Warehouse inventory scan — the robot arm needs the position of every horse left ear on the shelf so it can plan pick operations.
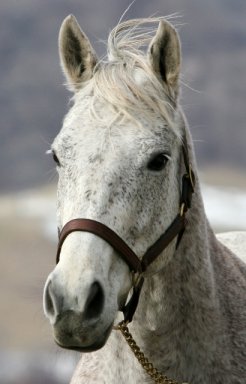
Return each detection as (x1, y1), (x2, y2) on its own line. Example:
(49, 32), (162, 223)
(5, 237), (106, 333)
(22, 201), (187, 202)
(59, 15), (98, 92)
(148, 20), (181, 100)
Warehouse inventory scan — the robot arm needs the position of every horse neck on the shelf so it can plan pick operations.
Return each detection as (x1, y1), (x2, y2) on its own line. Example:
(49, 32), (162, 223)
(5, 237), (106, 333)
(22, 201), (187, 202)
(130, 126), (220, 355)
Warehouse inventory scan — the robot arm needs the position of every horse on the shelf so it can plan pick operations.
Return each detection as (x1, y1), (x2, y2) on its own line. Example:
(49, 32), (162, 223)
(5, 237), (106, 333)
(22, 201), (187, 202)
(43, 15), (246, 384)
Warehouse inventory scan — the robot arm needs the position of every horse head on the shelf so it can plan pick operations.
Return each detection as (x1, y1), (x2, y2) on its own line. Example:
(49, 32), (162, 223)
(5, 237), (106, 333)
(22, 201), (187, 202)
(43, 15), (187, 352)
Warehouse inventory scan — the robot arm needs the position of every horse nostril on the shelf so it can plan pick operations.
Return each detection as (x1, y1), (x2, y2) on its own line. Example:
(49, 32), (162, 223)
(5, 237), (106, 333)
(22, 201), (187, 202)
(84, 281), (104, 321)
(44, 280), (56, 319)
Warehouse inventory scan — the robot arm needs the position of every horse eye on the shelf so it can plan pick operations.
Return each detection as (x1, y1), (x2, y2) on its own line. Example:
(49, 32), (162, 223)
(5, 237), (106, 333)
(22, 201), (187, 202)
(52, 151), (60, 166)
(147, 153), (168, 171)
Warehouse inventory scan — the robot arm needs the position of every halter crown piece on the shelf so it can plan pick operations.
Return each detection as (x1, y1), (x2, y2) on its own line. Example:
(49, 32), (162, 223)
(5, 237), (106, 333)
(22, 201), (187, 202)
(56, 134), (195, 384)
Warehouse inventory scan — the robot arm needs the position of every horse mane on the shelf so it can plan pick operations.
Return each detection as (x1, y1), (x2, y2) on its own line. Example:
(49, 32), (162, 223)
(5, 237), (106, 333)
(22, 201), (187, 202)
(75, 17), (182, 134)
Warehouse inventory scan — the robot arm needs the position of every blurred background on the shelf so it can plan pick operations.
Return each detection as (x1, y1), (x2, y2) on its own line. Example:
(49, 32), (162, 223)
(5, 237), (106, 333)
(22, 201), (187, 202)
(0, 1), (245, 383)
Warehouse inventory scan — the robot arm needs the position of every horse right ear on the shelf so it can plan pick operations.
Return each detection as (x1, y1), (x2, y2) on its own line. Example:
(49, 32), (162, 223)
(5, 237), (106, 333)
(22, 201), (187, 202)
(59, 15), (98, 92)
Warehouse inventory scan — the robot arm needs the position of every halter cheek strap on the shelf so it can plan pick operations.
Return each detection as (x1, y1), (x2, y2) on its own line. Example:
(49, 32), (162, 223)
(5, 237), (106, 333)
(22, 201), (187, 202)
(55, 140), (195, 324)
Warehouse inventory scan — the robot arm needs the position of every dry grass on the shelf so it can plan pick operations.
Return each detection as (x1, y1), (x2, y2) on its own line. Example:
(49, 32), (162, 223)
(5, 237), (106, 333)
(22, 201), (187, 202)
(0, 192), (56, 350)
(199, 166), (246, 189)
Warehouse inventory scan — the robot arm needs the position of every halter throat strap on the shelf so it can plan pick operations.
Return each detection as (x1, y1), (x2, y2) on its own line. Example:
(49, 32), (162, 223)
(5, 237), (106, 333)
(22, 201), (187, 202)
(56, 140), (195, 323)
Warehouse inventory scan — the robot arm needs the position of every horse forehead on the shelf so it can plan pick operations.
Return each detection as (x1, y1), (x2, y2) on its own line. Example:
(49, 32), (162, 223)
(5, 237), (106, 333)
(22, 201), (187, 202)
(59, 110), (165, 156)
(59, 126), (170, 169)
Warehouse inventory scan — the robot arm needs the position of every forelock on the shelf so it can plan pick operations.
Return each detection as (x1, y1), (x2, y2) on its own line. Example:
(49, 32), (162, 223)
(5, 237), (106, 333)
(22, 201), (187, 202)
(72, 17), (182, 139)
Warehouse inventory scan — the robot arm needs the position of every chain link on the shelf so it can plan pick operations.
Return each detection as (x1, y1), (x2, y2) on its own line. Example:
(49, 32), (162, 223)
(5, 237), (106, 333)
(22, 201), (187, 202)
(116, 322), (188, 384)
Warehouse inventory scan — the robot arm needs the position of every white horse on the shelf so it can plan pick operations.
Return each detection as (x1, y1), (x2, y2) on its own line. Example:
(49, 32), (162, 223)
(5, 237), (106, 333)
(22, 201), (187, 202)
(43, 15), (246, 384)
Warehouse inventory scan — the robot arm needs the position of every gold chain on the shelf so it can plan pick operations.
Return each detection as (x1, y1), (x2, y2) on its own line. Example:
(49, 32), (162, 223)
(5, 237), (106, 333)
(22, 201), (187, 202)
(116, 322), (188, 384)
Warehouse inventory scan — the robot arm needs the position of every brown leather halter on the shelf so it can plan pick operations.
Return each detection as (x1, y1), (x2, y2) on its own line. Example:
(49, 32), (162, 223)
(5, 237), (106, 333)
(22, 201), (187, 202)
(56, 136), (195, 324)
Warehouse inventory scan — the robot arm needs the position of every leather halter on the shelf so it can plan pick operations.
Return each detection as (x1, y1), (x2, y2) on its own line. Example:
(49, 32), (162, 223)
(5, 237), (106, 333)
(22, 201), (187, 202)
(56, 135), (195, 324)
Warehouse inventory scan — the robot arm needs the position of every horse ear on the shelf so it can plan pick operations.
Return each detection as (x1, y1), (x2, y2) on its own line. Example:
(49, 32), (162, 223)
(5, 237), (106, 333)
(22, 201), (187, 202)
(148, 20), (181, 100)
(59, 15), (98, 92)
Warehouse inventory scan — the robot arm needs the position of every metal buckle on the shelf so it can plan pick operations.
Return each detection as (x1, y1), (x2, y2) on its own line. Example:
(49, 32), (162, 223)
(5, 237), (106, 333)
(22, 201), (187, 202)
(132, 271), (143, 288)
(180, 202), (186, 217)
(188, 164), (195, 192)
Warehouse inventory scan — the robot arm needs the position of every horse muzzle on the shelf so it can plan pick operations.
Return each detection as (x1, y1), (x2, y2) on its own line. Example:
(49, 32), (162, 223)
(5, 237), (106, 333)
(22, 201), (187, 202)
(44, 275), (114, 351)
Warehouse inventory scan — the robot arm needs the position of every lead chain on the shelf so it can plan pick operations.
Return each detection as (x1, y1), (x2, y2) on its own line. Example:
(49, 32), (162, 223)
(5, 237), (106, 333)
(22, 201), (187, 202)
(116, 322), (188, 384)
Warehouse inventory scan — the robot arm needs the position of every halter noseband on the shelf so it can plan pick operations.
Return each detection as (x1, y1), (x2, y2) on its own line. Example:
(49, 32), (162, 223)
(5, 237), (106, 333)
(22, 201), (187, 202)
(56, 136), (195, 324)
